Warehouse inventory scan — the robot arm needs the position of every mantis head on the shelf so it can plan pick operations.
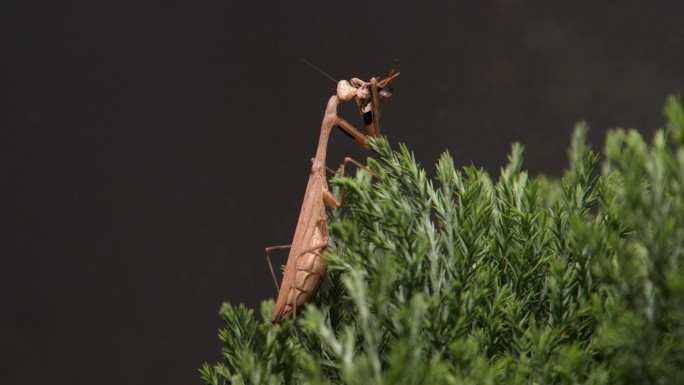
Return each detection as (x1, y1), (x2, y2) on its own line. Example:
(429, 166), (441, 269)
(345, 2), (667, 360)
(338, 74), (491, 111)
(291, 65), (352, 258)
(337, 78), (369, 102)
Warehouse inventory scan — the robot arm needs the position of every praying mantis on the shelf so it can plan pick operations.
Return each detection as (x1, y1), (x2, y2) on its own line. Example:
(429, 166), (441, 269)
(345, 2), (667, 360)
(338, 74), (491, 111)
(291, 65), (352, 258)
(268, 65), (399, 324)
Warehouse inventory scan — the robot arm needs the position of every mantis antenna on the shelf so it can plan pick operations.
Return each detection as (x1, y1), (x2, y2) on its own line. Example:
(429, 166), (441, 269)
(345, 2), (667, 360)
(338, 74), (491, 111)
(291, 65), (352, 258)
(299, 59), (338, 83)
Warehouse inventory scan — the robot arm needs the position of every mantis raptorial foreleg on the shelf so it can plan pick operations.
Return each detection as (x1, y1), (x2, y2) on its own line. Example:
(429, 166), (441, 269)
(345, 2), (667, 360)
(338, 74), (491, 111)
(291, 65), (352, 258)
(335, 116), (369, 149)
(348, 60), (399, 137)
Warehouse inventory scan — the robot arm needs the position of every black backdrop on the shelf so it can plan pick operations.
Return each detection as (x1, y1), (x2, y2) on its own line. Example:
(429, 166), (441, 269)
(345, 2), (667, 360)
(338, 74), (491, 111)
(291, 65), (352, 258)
(3, 1), (683, 384)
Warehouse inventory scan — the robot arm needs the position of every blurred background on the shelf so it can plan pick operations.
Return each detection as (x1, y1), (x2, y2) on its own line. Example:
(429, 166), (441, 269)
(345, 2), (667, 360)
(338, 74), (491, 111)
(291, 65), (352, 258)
(2, 1), (683, 384)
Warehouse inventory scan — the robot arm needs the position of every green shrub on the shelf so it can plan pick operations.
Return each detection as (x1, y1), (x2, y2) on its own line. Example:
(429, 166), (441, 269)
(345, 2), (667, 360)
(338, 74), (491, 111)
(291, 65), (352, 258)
(200, 95), (684, 385)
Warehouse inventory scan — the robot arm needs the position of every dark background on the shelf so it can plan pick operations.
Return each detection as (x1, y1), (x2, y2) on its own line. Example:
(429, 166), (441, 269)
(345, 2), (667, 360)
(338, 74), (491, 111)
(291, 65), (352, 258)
(2, 1), (683, 384)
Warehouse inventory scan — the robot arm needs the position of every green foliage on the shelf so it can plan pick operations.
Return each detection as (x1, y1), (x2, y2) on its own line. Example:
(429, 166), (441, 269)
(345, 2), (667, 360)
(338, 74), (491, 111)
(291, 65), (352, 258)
(201, 96), (684, 385)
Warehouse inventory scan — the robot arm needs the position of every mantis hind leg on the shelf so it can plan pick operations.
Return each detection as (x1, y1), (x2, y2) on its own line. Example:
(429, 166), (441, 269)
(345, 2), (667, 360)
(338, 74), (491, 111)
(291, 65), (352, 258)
(265, 245), (291, 292)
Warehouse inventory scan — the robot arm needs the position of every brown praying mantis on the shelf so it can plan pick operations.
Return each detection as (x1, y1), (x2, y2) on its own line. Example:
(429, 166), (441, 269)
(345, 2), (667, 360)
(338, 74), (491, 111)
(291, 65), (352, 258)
(267, 65), (399, 324)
